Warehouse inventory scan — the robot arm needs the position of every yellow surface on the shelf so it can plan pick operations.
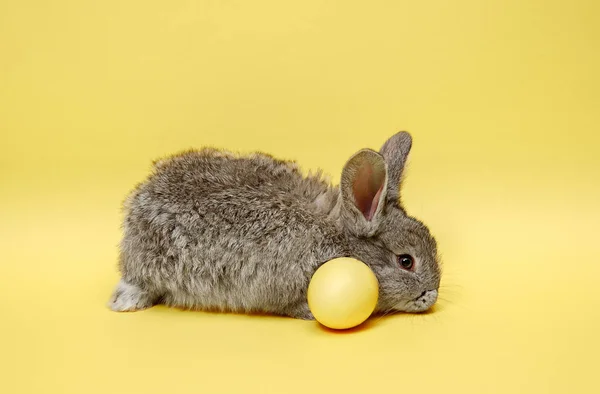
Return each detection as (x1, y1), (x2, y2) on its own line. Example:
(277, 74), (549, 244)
(1, 1), (599, 393)
(308, 258), (379, 329)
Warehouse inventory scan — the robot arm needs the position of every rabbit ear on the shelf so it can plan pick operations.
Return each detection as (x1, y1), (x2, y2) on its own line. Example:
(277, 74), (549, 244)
(340, 149), (388, 234)
(379, 131), (412, 202)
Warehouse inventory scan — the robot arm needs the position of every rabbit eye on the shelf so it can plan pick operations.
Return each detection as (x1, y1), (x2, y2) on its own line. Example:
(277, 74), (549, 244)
(398, 254), (414, 271)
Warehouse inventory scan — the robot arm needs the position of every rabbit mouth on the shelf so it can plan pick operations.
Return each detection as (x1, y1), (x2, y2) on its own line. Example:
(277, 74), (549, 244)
(397, 289), (438, 313)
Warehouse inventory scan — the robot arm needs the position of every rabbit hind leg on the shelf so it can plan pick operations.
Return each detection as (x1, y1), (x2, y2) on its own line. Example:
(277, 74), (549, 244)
(108, 279), (159, 312)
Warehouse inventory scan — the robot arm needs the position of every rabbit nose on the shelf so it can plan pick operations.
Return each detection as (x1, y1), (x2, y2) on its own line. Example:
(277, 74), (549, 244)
(415, 289), (438, 302)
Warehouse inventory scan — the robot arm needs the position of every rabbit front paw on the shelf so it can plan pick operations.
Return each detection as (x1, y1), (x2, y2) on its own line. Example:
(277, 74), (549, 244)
(288, 302), (315, 320)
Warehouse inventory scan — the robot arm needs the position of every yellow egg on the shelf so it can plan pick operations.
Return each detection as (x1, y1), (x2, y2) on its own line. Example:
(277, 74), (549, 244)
(307, 257), (379, 330)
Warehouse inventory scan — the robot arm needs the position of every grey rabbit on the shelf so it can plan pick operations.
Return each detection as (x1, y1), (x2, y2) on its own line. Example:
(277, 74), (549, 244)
(109, 131), (441, 319)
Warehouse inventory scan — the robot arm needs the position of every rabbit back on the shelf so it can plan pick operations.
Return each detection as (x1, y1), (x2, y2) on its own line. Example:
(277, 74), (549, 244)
(119, 149), (345, 316)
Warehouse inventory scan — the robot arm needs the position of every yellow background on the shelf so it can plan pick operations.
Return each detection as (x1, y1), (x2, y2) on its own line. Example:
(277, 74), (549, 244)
(1, 1), (599, 393)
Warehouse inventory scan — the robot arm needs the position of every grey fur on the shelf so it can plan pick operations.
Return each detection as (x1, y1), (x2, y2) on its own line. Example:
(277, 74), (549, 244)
(109, 132), (441, 319)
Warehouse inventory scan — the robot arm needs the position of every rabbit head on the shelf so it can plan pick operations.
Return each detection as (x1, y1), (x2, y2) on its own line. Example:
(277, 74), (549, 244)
(334, 132), (440, 313)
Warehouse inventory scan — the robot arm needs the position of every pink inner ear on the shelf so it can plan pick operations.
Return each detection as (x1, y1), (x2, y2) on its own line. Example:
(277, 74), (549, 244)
(368, 187), (383, 220)
(352, 164), (385, 221)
